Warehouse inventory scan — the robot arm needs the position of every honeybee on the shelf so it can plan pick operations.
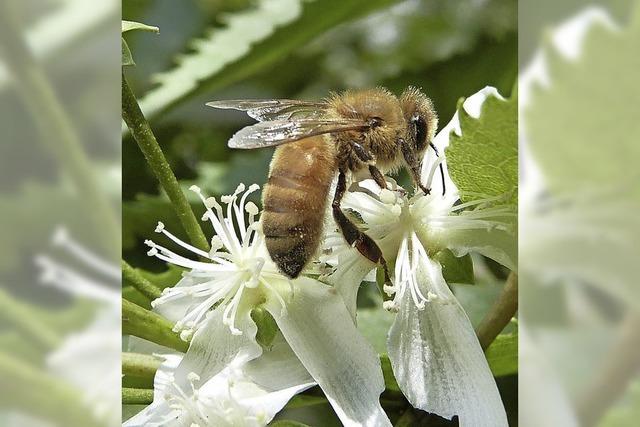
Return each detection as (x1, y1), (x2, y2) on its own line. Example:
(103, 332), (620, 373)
(207, 87), (442, 283)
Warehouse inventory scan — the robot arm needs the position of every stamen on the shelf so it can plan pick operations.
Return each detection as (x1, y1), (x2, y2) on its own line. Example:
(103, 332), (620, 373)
(155, 221), (211, 259)
(50, 227), (121, 280)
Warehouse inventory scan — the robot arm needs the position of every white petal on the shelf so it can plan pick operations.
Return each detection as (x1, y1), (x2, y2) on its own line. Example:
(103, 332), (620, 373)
(387, 258), (507, 427)
(267, 278), (391, 427)
(326, 247), (376, 319)
(174, 304), (262, 385)
(124, 354), (183, 426)
(444, 220), (517, 271)
(244, 333), (315, 391)
(123, 401), (180, 427)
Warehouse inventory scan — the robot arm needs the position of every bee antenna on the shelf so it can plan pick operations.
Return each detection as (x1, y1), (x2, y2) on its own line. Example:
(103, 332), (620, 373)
(429, 142), (446, 196)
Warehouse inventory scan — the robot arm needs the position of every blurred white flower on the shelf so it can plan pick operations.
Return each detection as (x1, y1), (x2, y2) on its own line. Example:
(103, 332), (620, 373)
(325, 87), (515, 426)
(144, 185), (392, 427)
(35, 228), (120, 427)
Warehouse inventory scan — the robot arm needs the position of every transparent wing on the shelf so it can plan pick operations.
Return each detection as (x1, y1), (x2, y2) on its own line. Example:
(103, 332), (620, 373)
(206, 99), (327, 121)
(227, 118), (369, 149)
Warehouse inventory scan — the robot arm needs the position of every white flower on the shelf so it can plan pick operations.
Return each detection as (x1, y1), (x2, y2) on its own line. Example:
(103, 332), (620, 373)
(125, 341), (314, 427)
(144, 184), (392, 427)
(326, 87), (515, 426)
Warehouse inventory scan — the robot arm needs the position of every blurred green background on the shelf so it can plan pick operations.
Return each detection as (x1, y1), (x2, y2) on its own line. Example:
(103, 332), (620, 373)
(122, 0), (517, 424)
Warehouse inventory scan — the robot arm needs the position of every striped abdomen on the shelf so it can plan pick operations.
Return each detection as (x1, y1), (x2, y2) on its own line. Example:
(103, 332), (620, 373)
(262, 136), (337, 278)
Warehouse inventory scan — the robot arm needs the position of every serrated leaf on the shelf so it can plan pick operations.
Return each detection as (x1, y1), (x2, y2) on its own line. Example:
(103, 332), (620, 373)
(122, 20), (159, 34)
(525, 7), (640, 192)
(433, 249), (474, 285)
(446, 89), (518, 205)
(137, 0), (395, 119)
(485, 329), (518, 377)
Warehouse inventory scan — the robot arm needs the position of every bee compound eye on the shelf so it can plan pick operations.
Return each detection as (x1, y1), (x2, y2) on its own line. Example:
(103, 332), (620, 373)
(369, 117), (383, 128)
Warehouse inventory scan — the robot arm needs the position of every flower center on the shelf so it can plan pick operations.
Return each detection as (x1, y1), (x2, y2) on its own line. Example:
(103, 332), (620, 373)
(382, 232), (453, 312)
(146, 184), (290, 338)
(161, 371), (266, 427)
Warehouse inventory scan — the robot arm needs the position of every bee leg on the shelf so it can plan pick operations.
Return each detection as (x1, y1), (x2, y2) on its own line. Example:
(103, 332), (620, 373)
(332, 171), (393, 286)
(350, 141), (374, 162)
(368, 164), (405, 196)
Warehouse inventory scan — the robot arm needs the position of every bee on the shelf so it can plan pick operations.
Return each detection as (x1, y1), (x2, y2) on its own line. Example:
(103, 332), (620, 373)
(207, 87), (442, 283)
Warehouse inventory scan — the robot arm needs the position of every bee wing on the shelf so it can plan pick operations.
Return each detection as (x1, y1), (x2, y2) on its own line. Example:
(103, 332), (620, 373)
(227, 118), (369, 149)
(206, 99), (327, 121)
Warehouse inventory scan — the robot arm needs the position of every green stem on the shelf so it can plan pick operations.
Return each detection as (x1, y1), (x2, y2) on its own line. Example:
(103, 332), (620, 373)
(476, 272), (518, 351)
(121, 73), (209, 253)
(123, 387), (154, 405)
(0, 351), (103, 426)
(122, 260), (162, 301)
(0, 4), (120, 259)
(0, 289), (59, 351)
(122, 299), (189, 352)
(122, 352), (162, 380)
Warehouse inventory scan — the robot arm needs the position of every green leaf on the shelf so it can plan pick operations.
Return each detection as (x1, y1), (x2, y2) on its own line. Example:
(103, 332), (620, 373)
(380, 354), (401, 392)
(433, 249), (474, 285)
(446, 89), (518, 205)
(284, 394), (327, 409)
(251, 307), (279, 349)
(485, 329), (518, 377)
(137, 0), (395, 119)
(121, 20), (159, 67)
(122, 20), (160, 34)
(525, 4), (640, 192)
(137, 264), (186, 290)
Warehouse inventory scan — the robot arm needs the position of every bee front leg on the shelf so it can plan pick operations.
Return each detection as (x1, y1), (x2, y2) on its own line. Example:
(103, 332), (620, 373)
(332, 171), (393, 287)
(367, 165), (407, 196)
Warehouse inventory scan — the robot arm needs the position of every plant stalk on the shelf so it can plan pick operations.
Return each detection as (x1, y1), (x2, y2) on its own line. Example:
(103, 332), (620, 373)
(123, 387), (154, 405)
(476, 271), (518, 351)
(121, 72), (209, 253)
(0, 289), (59, 351)
(122, 298), (188, 352)
(122, 352), (162, 380)
(122, 260), (162, 301)
(0, 3), (120, 259)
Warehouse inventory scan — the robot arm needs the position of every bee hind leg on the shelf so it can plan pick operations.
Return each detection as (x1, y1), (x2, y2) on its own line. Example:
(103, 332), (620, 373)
(332, 171), (393, 287)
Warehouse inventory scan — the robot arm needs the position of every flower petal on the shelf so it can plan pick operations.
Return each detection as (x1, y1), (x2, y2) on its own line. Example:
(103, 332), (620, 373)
(326, 246), (375, 319)
(267, 278), (391, 427)
(124, 354), (182, 427)
(244, 332), (315, 391)
(174, 303), (262, 385)
(387, 258), (507, 426)
(444, 217), (517, 271)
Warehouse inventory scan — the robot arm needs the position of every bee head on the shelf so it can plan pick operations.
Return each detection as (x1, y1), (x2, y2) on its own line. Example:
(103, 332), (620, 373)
(331, 87), (405, 145)
(399, 87), (438, 193)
